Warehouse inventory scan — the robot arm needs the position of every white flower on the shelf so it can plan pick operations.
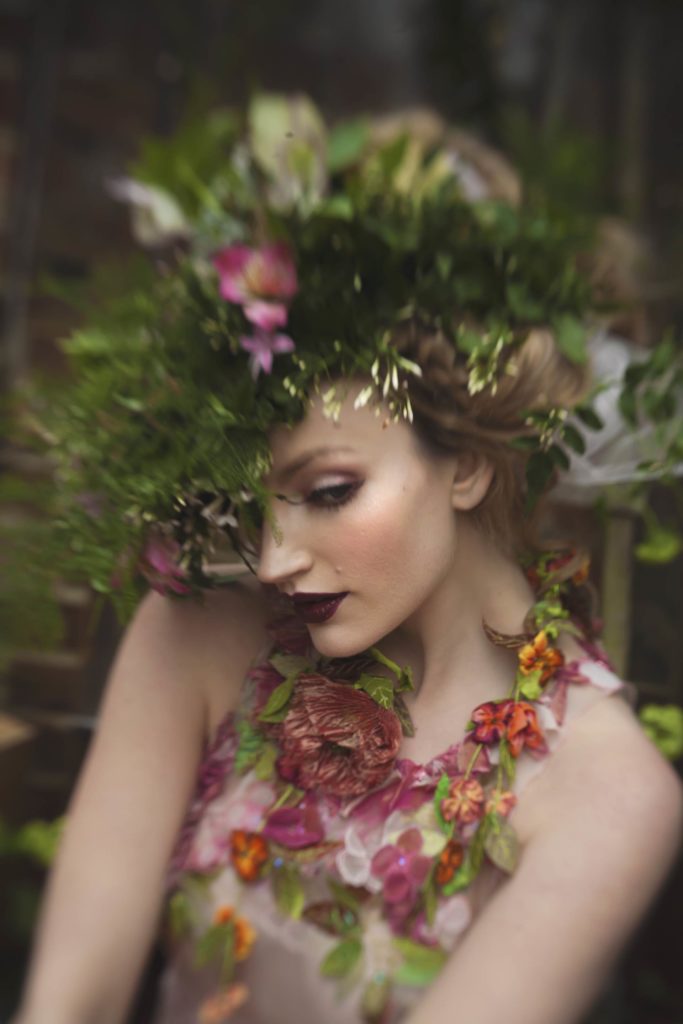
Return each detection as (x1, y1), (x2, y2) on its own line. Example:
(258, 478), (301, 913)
(107, 177), (189, 247)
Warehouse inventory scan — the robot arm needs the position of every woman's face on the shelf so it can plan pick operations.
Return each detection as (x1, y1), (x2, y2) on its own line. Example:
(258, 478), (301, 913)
(254, 384), (464, 658)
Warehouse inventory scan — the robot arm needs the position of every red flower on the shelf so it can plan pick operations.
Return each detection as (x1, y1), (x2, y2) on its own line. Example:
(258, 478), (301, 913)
(469, 699), (514, 745)
(230, 830), (269, 883)
(506, 701), (547, 758)
(441, 777), (485, 826)
(273, 674), (401, 798)
(468, 700), (547, 760)
(518, 630), (564, 684)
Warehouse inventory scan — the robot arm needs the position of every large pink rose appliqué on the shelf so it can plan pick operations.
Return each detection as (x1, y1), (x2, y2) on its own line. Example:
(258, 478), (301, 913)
(273, 674), (401, 799)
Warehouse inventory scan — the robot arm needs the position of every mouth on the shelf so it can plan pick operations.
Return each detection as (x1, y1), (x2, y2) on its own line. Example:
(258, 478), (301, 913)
(291, 592), (349, 624)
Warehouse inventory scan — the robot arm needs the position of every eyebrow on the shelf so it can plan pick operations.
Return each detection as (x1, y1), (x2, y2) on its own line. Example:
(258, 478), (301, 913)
(274, 445), (357, 483)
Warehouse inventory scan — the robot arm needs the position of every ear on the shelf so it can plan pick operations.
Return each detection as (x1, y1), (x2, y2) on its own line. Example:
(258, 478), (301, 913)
(450, 452), (494, 511)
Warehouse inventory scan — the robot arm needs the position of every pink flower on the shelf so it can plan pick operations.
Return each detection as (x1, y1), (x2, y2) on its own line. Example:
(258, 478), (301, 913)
(212, 242), (298, 329)
(272, 674), (401, 798)
(262, 797), (325, 849)
(371, 827), (431, 931)
(239, 329), (295, 378)
(139, 534), (190, 596)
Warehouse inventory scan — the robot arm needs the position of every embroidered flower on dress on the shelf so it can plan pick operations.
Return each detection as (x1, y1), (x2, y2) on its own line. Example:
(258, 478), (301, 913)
(272, 674), (401, 798)
(469, 699), (513, 745)
(212, 906), (257, 960)
(484, 790), (517, 816)
(434, 839), (465, 886)
(505, 701), (547, 758)
(468, 699), (547, 758)
(440, 777), (485, 826)
(518, 629), (564, 684)
(371, 827), (431, 931)
(198, 983), (249, 1024)
(230, 830), (269, 882)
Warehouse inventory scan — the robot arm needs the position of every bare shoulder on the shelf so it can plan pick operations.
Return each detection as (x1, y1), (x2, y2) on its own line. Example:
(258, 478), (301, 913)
(133, 571), (272, 733)
(519, 692), (683, 886)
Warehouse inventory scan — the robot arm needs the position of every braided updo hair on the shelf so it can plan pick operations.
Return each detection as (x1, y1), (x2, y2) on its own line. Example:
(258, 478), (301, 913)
(392, 321), (590, 552)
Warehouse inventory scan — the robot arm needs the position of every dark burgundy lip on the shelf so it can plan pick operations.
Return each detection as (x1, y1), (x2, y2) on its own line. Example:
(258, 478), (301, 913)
(291, 591), (348, 605)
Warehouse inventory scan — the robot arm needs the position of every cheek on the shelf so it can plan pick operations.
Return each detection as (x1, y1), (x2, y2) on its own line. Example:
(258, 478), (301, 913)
(338, 479), (455, 587)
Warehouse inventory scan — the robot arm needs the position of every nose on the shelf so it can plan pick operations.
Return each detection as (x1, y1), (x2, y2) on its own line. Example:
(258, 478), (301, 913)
(255, 506), (314, 589)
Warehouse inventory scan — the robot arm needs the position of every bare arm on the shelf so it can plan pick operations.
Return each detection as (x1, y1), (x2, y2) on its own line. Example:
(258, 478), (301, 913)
(405, 697), (683, 1024)
(14, 584), (267, 1024)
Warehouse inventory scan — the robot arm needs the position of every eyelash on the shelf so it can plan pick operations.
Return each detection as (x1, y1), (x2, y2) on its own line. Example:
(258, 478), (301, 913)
(303, 480), (362, 510)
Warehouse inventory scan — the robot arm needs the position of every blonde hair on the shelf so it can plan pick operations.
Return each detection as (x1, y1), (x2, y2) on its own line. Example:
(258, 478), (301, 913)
(392, 322), (590, 552)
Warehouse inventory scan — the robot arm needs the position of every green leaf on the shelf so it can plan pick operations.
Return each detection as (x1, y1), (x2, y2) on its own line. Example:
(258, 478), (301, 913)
(433, 773), (452, 834)
(234, 718), (265, 775)
(303, 901), (359, 936)
(195, 921), (233, 968)
(441, 858), (476, 896)
(499, 739), (517, 786)
(327, 878), (361, 912)
(468, 817), (490, 873)
(315, 194), (354, 219)
(269, 653), (309, 677)
(635, 525), (683, 565)
(484, 814), (519, 873)
(562, 423), (586, 454)
(394, 693), (416, 737)
(548, 444), (571, 471)
(423, 871), (438, 926)
(355, 674), (394, 709)
(361, 975), (391, 1020)
(167, 889), (191, 940)
(554, 314), (587, 364)
(525, 450), (556, 510)
(574, 405), (603, 430)
(259, 675), (296, 719)
(320, 937), (363, 978)
(327, 117), (369, 172)
(254, 742), (278, 781)
(639, 704), (683, 761)
(518, 668), (544, 701)
(272, 861), (305, 920)
(618, 387), (638, 427)
(392, 938), (447, 987)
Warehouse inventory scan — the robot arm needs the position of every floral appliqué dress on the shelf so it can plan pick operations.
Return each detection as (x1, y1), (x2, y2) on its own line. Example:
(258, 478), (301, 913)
(152, 554), (630, 1024)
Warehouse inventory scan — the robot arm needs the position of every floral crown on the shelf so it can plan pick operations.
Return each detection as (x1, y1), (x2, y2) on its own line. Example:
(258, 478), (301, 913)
(17, 93), (683, 617)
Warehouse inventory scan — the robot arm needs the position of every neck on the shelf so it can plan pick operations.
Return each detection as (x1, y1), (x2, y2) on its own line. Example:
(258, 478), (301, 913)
(384, 520), (535, 709)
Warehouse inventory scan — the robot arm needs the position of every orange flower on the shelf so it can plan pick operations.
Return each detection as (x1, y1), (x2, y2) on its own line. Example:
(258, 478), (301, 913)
(441, 777), (485, 826)
(214, 905), (235, 926)
(506, 701), (547, 758)
(518, 630), (564, 684)
(198, 982), (249, 1023)
(212, 906), (256, 961)
(434, 840), (464, 886)
(484, 790), (517, 817)
(230, 829), (269, 883)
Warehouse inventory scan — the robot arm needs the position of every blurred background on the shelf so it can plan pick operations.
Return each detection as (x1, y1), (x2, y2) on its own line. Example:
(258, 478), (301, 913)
(0, 0), (682, 1021)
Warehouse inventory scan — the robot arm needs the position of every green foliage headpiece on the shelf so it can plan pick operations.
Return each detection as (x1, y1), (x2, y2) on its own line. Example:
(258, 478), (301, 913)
(33, 95), (620, 610)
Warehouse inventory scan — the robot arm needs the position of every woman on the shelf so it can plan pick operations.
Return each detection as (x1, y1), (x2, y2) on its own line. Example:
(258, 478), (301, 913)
(14, 96), (682, 1024)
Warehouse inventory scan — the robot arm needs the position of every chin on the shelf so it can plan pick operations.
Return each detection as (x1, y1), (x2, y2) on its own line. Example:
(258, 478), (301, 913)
(306, 623), (380, 660)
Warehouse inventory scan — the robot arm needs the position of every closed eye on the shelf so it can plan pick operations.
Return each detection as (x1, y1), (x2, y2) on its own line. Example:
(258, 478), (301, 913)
(307, 481), (361, 509)
(276, 480), (362, 510)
